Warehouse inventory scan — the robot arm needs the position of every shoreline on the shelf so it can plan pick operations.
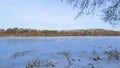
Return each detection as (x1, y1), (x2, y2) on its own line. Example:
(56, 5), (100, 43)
(0, 36), (120, 38)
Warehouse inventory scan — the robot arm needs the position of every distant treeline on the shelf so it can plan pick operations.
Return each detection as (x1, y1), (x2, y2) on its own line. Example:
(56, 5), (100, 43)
(0, 28), (120, 36)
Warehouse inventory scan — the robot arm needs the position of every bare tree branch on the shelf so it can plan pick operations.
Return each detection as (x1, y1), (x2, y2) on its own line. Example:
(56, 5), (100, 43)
(62, 0), (120, 25)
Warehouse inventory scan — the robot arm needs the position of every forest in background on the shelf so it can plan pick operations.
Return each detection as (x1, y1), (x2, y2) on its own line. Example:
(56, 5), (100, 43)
(0, 28), (120, 36)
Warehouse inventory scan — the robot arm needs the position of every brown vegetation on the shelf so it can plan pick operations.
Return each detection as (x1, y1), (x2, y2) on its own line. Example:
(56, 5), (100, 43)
(0, 28), (120, 36)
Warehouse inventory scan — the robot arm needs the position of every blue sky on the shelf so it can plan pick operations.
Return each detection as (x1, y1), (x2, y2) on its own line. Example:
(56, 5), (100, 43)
(0, 0), (120, 30)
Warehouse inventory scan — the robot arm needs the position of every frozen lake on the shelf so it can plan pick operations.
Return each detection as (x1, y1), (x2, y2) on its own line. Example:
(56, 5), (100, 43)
(0, 36), (120, 68)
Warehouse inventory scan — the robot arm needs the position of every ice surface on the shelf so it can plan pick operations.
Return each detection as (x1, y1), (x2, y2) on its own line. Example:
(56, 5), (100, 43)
(0, 36), (120, 68)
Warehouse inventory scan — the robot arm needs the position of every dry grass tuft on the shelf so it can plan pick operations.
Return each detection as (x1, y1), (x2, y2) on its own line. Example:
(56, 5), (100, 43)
(25, 58), (40, 68)
(104, 50), (120, 61)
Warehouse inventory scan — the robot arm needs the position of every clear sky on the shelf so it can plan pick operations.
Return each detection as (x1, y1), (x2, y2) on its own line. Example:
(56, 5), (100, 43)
(0, 0), (120, 31)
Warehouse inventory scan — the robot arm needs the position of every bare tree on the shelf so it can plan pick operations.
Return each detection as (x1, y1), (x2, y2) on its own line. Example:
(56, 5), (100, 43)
(61, 0), (120, 25)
